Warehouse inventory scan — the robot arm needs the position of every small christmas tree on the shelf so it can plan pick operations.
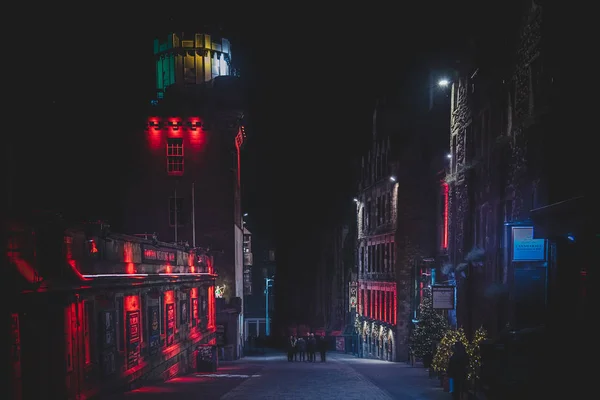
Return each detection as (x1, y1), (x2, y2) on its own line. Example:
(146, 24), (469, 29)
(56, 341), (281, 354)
(466, 326), (487, 380)
(409, 287), (449, 360)
(431, 326), (488, 381)
(431, 327), (469, 373)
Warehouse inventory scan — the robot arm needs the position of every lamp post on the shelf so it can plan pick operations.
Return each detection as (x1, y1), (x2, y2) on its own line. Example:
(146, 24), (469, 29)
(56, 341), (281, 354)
(265, 277), (274, 337)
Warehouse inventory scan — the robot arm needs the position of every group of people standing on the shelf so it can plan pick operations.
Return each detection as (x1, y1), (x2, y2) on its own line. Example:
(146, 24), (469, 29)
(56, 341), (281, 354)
(287, 333), (328, 362)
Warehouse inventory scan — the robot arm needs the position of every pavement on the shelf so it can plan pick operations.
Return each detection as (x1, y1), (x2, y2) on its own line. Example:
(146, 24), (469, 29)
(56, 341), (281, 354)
(109, 351), (451, 399)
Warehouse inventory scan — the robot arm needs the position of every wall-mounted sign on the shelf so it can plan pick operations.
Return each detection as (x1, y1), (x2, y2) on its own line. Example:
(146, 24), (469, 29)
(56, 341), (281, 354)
(166, 303), (175, 346)
(148, 305), (160, 355)
(215, 285), (225, 298)
(336, 337), (345, 352)
(142, 246), (176, 264)
(349, 282), (357, 311)
(126, 311), (140, 369)
(512, 226), (546, 262)
(432, 286), (455, 310)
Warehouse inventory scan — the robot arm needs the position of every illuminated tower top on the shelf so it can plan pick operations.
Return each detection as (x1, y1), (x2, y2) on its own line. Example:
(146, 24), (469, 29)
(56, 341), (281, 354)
(154, 32), (232, 99)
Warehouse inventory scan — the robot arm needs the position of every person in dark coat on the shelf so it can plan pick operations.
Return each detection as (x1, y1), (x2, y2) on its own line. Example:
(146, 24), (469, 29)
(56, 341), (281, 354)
(287, 335), (296, 362)
(307, 333), (317, 362)
(448, 341), (469, 400)
(296, 336), (307, 361)
(318, 334), (327, 362)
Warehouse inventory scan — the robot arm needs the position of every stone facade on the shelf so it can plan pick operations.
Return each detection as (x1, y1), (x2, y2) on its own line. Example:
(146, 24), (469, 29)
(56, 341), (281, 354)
(354, 97), (445, 362)
(8, 219), (217, 399)
(445, 0), (564, 336)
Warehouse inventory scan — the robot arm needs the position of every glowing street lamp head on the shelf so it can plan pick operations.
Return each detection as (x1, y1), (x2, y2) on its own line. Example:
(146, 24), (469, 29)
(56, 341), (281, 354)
(438, 79), (450, 87)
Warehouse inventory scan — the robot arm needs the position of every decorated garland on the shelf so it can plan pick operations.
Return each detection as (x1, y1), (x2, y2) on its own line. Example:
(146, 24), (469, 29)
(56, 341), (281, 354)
(371, 322), (380, 340)
(354, 315), (362, 334)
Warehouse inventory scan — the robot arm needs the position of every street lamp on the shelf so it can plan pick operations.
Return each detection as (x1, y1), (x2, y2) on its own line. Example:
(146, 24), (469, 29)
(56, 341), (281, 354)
(265, 277), (274, 336)
(438, 78), (450, 87)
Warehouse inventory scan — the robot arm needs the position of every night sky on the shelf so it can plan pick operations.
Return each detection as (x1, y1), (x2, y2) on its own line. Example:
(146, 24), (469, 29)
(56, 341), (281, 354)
(14, 2), (523, 324)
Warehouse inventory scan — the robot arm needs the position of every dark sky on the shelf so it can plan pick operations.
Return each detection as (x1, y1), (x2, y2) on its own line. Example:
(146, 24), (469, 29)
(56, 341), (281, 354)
(13, 2), (523, 322)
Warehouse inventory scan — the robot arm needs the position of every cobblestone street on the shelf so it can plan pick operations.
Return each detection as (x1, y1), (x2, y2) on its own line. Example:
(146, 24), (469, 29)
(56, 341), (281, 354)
(110, 352), (449, 400)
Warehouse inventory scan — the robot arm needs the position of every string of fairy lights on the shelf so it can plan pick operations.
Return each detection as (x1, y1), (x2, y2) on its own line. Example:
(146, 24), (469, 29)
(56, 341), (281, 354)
(431, 326), (488, 381)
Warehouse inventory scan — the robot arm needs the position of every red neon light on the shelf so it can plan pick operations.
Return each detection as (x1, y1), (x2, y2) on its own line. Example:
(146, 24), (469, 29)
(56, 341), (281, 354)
(393, 285), (397, 325)
(442, 182), (449, 249)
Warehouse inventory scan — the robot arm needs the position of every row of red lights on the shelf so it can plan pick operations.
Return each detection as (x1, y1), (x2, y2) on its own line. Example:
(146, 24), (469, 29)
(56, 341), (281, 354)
(148, 117), (203, 131)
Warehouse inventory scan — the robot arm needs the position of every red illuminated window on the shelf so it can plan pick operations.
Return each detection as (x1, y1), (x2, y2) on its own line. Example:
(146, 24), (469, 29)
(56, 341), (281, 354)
(167, 138), (184, 175)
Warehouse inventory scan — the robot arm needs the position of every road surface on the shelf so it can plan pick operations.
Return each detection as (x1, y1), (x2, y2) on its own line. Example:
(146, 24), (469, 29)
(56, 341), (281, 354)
(110, 352), (449, 399)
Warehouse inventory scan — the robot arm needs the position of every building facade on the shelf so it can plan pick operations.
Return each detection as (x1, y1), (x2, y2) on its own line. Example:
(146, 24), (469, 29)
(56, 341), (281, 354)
(243, 242), (276, 341)
(354, 92), (449, 362)
(313, 223), (355, 335)
(124, 32), (246, 358)
(445, 0), (590, 342)
(355, 104), (399, 361)
(8, 217), (216, 400)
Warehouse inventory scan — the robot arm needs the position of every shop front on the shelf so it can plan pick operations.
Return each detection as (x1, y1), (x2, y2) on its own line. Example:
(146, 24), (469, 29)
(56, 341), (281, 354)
(359, 319), (396, 361)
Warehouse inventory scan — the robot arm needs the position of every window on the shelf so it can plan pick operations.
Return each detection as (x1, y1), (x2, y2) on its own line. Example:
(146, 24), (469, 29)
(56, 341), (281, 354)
(166, 138), (184, 175)
(169, 197), (184, 226)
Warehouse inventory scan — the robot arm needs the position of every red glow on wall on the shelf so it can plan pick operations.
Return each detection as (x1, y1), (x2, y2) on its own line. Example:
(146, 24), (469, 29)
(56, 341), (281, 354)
(147, 117), (162, 150)
(65, 236), (91, 281)
(442, 182), (449, 250)
(208, 286), (215, 328)
(124, 243), (133, 263)
(8, 251), (39, 283)
(165, 264), (172, 274)
(187, 117), (206, 148)
(164, 290), (174, 304)
(126, 263), (136, 274)
(168, 118), (182, 135)
(125, 295), (139, 312)
(393, 287), (397, 325)
(89, 240), (98, 253)
(206, 256), (214, 274)
(190, 287), (198, 298)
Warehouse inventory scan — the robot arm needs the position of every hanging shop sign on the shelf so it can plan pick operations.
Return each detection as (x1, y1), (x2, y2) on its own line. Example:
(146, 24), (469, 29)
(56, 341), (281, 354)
(432, 285), (455, 310)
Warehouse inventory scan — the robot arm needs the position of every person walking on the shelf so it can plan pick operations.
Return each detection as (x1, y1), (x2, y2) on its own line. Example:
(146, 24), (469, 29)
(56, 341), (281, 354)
(448, 341), (469, 400)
